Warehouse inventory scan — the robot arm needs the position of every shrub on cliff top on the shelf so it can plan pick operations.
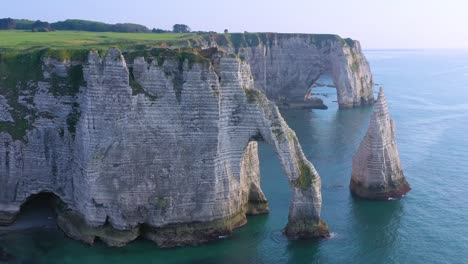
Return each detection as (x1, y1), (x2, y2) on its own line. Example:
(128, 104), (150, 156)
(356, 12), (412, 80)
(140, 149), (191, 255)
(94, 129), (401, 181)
(0, 18), (15, 30)
(32, 20), (52, 32)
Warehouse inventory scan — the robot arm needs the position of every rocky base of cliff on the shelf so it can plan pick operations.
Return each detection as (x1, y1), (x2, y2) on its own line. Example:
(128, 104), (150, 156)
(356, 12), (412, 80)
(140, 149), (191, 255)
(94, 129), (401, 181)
(278, 98), (328, 110)
(284, 219), (330, 239)
(57, 208), (140, 247)
(56, 204), (252, 247)
(349, 178), (411, 200)
(144, 211), (248, 248)
(246, 200), (269, 215)
(339, 97), (374, 109)
(0, 46), (328, 247)
(0, 210), (18, 226)
(0, 246), (15, 262)
(55, 201), (270, 248)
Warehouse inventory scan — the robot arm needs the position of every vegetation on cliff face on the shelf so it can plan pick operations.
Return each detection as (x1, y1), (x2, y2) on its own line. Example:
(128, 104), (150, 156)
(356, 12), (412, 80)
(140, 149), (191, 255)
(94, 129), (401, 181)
(66, 102), (81, 139)
(0, 50), (45, 140)
(125, 47), (213, 103)
(0, 43), (217, 140)
(125, 47), (211, 68)
(292, 156), (315, 190)
(209, 33), (347, 51)
(286, 133), (316, 190)
(49, 65), (86, 96)
(244, 87), (263, 103)
(0, 48), (88, 140)
(42, 49), (91, 61)
(0, 30), (360, 141)
(344, 38), (355, 48)
(350, 61), (360, 73)
(128, 67), (158, 101)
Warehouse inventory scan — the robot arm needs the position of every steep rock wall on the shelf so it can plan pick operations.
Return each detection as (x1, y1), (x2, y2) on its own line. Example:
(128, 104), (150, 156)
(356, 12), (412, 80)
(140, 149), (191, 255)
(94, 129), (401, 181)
(209, 33), (374, 108)
(0, 47), (328, 246)
(350, 88), (411, 199)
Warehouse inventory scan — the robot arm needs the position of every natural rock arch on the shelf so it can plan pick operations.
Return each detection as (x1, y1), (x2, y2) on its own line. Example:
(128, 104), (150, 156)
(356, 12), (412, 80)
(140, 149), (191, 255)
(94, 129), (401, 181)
(216, 33), (374, 109)
(239, 141), (269, 216)
(0, 47), (328, 246)
(213, 55), (329, 238)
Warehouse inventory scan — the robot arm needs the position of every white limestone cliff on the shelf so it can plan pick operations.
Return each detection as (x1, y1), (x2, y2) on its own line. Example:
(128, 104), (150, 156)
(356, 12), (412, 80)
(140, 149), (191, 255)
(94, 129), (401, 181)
(210, 33), (374, 109)
(350, 87), (411, 199)
(0, 47), (328, 247)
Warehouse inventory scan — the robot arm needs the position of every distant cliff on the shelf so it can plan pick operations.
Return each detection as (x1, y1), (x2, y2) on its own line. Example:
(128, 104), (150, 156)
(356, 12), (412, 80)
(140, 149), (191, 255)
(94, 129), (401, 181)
(0, 46), (328, 246)
(204, 33), (374, 108)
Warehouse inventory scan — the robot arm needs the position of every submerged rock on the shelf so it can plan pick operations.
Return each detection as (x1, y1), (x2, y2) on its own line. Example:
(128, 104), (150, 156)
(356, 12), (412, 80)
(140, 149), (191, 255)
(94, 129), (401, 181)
(350, 87), (411, 199)
(0, 247), (14, 262)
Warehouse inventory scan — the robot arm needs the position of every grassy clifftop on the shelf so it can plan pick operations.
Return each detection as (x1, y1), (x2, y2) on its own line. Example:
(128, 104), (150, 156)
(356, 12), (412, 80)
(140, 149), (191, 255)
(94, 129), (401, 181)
(0, 30), (193, 53)
(0, 31), (355, 54)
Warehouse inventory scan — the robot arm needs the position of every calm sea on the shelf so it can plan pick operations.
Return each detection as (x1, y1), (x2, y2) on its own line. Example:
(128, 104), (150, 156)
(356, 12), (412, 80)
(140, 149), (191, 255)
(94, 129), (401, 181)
(1, 49), (468, 263)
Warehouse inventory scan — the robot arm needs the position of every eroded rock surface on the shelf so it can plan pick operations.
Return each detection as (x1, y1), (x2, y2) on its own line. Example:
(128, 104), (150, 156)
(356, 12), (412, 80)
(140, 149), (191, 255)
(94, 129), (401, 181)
(0, 47), (328, 246)
(210, 33), (374, 108)
(350, 88), (411, 199)
(0, 96), (13, 122)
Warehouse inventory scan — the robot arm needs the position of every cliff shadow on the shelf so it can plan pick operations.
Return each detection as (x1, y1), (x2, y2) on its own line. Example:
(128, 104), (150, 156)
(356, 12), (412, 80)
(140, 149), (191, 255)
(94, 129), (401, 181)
(0, 192), (67, 261)
(0, 192), (60, 233)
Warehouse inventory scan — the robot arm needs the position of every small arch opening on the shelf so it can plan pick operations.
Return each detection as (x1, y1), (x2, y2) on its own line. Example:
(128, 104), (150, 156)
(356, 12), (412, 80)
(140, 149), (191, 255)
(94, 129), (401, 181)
(305, 72), (337, 110)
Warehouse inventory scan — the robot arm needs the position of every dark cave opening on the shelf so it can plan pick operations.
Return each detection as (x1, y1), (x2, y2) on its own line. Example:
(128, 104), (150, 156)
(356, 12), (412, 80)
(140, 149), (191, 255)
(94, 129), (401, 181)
(0, 192), (60, 232)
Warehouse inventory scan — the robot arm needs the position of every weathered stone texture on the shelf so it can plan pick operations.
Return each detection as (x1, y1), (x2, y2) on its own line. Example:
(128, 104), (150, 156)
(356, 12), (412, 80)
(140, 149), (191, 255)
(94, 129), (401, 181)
(350, 88), (411, 199)
(0, 47), (328, 246)
(0, 96), (13, 122)
(215, 34), (374, 108)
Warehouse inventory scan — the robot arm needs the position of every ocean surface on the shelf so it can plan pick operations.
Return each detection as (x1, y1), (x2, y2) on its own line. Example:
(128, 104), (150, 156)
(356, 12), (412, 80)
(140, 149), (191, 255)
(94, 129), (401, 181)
(1, 50), (468, 263)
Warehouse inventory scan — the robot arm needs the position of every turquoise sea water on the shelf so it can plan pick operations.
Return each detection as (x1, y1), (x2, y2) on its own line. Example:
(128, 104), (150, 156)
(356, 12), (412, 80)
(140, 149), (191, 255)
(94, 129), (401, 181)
(1, 50), (468, 263)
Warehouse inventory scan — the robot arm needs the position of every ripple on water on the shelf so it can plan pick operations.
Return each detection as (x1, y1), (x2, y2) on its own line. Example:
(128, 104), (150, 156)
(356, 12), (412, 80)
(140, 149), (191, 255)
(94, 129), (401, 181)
(269, 229), (289, 245)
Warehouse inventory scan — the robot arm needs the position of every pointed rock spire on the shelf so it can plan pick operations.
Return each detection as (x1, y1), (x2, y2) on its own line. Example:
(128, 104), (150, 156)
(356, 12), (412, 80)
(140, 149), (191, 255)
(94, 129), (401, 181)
(350, 87), (411, 199)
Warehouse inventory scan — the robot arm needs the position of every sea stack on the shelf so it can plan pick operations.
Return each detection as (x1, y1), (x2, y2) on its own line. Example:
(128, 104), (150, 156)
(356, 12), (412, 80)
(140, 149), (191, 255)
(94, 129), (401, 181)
(350, 87), (411, 199)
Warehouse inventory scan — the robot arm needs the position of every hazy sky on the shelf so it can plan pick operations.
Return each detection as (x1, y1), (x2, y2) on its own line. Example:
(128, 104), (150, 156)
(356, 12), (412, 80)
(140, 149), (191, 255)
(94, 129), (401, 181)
(3, 0), (468, 49)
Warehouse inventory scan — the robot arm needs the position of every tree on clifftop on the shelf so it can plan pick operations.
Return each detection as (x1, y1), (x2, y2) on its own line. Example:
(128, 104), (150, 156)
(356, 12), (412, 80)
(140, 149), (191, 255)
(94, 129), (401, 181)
(152, 28), (169, 33)
(0, 18), (16, 30)
(32, 20), (52, 32)
(172, 24), (191, 33)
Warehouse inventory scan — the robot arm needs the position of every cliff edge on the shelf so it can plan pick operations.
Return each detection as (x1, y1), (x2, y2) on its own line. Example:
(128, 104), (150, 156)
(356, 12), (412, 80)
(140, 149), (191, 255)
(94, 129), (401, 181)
(206, 33), (374, 108)
(0, 47), (328, 246)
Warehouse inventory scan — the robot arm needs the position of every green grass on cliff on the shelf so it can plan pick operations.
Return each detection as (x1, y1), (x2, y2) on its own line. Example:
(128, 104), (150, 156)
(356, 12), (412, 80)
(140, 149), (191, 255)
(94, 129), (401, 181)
(0, 31), (355, 54)
(0, 30), (192, 52)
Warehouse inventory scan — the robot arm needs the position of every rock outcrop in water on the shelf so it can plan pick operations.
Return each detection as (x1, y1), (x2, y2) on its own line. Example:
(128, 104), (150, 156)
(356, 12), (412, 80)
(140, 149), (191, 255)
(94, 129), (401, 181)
(0, 46), (328, 247)
(350, 88), (411, 199)
(207, 33), (374, 109)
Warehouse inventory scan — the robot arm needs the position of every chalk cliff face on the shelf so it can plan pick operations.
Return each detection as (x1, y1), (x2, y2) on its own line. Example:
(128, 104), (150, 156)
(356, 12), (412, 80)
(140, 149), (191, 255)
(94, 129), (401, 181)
(209, 33), (374, 108)
(350, 88), (411, 199)
(0, 47), (328, 246)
